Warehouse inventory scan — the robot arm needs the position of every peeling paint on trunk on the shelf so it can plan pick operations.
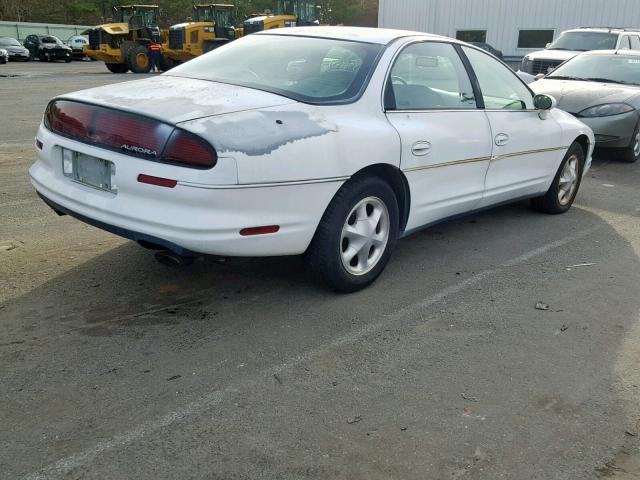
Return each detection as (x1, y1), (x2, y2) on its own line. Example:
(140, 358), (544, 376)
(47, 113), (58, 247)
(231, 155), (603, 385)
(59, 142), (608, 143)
(184, 111), (339, 156)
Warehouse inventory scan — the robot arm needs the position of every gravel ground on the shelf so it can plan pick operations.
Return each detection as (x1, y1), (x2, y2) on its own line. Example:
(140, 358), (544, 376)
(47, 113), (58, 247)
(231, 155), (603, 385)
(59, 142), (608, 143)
(1, 60), (640, 480)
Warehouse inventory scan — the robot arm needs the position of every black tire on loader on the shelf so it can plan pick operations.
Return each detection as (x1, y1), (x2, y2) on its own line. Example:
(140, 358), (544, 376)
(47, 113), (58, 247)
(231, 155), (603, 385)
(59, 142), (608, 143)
(127, 45), (152, 74)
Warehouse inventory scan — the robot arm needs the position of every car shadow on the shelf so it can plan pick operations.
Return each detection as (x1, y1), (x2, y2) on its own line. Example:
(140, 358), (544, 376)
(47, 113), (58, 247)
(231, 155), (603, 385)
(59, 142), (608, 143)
(2, 190), (640, 478)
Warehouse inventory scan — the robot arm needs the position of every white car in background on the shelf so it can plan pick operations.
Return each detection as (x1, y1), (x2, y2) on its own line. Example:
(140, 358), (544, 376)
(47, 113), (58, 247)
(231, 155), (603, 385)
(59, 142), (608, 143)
(0, 48), (8, 64)
(30, 27), (594, 292)
(520, 27), (640, 76)
(66, 35), (88, 59)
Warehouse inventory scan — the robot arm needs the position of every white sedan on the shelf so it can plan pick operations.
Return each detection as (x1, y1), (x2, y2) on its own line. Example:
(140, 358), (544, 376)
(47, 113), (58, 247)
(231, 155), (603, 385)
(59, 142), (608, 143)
(30, 27), (594, 292)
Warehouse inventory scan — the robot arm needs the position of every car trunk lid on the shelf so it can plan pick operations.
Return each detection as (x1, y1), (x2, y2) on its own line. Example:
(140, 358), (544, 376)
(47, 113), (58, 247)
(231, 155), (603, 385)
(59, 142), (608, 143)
(57, 75), (296, 125)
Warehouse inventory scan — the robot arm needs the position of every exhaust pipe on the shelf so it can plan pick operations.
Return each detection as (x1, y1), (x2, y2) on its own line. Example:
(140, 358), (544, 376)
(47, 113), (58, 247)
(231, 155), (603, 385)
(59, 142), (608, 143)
(154, 250), (195, 267)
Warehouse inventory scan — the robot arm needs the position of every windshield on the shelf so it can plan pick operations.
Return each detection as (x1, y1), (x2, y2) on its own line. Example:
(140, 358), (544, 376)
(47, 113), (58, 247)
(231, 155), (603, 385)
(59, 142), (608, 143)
(548, 54), (640, 85)
(168, 34), (382, 103)
(41, 36), (62, 44)
(195, 6), (231, 23)
(0, 38), (21, 47)
(275, 0), (317, 22)
(120, 7), (158, 27)
(548, 31), (618, 51)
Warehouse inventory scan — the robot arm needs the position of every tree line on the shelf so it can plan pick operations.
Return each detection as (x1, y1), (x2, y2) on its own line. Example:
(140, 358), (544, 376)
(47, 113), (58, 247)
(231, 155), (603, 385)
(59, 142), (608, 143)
(0, 0), (378, 27)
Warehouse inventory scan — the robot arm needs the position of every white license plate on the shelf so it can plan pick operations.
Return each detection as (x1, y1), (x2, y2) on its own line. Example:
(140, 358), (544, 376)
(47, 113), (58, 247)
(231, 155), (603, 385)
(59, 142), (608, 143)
(62, 149), (115, 192)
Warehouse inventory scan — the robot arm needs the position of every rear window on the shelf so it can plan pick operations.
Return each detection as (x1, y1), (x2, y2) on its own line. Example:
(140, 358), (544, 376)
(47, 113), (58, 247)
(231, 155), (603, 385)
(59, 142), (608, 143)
(167, 34), (383, 104)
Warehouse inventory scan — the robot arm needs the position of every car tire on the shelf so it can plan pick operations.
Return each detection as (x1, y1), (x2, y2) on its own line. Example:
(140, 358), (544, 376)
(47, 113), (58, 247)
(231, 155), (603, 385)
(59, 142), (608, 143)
(127, 45), (151, 73)
(621, 122), (640, 163)
(531, 142), (584, 215)
(305, 175), (399, 293)
(105, 62), (129, 73)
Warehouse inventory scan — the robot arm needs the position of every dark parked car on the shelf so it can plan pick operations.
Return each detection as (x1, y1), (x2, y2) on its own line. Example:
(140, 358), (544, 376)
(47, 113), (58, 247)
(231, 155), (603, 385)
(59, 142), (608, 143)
(0, 37), (30, 61)
(468, 42), (503, 60)
(23, 34), (72, 62)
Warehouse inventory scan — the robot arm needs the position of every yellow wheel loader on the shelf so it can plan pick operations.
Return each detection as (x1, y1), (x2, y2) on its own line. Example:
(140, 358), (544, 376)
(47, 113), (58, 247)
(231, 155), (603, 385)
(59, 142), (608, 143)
(163, 3), (241, 65)
(83, 5), (163, 74)
(243, 0), (319, 34)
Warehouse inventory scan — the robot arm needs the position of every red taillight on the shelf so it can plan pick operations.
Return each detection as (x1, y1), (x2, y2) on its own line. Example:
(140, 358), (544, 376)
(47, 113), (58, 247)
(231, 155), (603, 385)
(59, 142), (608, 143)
(45, 101), (92, 138)
(163, 129), (217, 168)
(43, 100), (216, 169)
(239, 226), (280, 236)
(137, 174), (178, 188)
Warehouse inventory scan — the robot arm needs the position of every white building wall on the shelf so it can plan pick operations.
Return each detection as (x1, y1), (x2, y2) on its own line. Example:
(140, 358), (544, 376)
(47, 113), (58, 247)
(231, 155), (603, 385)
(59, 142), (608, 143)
(379, 0), (640, 58)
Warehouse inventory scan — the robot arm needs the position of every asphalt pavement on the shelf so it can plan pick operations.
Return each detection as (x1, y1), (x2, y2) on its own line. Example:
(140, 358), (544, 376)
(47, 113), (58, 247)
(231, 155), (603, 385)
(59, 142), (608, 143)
(1, 60), (640, 480)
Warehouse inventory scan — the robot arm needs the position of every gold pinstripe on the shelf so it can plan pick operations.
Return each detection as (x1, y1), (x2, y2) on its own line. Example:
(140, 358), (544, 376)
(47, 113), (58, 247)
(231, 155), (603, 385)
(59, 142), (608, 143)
(401, 146), (569, 173)
(402, 156), (492, 173)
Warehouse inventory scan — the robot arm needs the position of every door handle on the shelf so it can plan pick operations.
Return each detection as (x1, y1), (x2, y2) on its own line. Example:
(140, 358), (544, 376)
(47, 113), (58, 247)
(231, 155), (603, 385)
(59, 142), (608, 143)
(495, 133), (510, 147)
(411, 141), (432, 156)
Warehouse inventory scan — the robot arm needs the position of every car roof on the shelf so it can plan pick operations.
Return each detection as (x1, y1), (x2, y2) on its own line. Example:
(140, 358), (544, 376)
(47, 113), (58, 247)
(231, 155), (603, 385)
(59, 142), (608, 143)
(256, 26), (447, 45)
(564, 27), (640, 34)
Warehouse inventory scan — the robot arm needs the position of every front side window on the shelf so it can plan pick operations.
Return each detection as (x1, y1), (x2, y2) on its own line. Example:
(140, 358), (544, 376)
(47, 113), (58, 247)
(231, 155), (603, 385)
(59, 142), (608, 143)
(463, 46), (533, 110)
(169, 34), (382, 104)
(456, 30), (486, 43)
(630, 36), (640, 49)
(387, 42), (477, 110)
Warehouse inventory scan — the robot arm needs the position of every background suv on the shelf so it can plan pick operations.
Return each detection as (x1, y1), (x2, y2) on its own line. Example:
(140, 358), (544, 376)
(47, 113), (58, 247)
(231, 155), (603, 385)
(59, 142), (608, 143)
(520, 27), (640, 75)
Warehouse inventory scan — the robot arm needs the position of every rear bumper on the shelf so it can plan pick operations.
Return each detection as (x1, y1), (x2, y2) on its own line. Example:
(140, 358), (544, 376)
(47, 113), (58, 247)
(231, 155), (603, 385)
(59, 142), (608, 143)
(37, 192), (196, 256)
(30, 126), (342, 257)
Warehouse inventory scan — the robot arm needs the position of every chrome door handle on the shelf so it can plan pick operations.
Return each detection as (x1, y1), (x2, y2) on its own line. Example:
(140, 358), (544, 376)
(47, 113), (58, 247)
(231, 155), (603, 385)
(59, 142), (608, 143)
(411, 141), (432, 156)
(495, 133), (510, 146)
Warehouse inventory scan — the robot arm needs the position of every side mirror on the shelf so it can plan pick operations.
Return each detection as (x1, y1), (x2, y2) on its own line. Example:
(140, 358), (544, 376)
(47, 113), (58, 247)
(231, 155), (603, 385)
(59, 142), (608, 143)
(534, 94), (556, 119)
(535, 73), (545, 80)
(545, 42), (551, 48)
(534, 94), (556, 110)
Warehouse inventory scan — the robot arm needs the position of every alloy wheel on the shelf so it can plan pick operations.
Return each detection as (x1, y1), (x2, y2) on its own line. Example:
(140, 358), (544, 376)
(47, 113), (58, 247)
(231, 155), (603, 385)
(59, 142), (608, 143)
(340, 197), (390, 276)
(558, 154), (579, 206)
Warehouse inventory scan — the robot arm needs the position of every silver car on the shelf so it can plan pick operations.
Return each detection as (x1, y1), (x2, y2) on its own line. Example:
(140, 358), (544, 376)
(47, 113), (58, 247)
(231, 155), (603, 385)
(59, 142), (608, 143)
(532, 50), (640, 163)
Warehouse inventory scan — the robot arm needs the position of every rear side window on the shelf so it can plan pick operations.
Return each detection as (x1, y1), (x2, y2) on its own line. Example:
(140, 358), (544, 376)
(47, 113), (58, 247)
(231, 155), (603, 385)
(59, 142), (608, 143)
(462, 46), (533, 110)
(620, 36), (632, 50)
(386, 42), (477, 110)
(631, 36), (640, 50)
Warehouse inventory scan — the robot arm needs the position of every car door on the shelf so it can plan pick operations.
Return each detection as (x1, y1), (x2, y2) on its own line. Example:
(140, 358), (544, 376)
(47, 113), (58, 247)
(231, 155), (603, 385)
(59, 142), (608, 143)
(461, 45), (565, 208)
(384, 41), (493, 231)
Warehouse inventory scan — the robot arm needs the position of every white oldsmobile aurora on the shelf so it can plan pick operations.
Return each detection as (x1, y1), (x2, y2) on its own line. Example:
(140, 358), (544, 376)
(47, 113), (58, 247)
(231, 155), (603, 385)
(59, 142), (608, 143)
(30, 27), (594, 292)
